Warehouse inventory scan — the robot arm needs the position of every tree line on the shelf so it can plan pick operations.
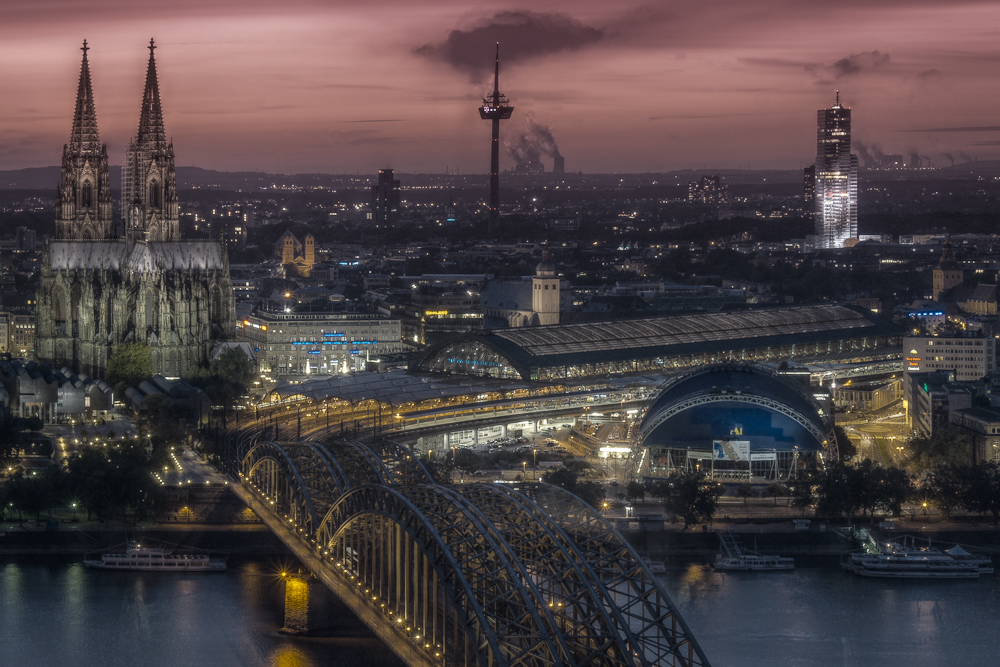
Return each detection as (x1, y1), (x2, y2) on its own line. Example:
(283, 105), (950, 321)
(1, 441), (160, 524)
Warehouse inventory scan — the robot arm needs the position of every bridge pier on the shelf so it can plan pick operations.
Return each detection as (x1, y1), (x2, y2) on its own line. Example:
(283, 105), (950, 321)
(281, 570), (366, 636)
(281, 571), (311, 634)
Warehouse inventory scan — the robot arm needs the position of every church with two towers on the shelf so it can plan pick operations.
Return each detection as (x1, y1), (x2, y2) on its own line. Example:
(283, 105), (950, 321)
(35, 41), (236, 378)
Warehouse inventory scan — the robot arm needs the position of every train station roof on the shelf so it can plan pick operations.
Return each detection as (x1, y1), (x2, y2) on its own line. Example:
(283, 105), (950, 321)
(414, 304), (902, 378)
(265, 369), (538, 406)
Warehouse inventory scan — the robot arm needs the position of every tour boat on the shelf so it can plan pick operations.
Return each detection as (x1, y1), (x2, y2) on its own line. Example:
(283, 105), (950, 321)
(713, 530), (795, 571)
(83, 541), (226, 572)
(841, 536), (992, 579)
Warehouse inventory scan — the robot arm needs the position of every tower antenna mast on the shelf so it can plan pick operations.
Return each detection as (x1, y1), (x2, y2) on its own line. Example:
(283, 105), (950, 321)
(478, 43), (513, 235)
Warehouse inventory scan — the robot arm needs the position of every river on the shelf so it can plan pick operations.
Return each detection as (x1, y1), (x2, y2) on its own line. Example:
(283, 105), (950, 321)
(2, 555), (998, 666)
(658, 556), (1000, 667)
(0, 556), (402, 667)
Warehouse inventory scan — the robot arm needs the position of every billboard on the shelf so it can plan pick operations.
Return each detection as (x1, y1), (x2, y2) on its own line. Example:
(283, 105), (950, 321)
(713, 440), (750, 462)
(750, 452), (777, 461)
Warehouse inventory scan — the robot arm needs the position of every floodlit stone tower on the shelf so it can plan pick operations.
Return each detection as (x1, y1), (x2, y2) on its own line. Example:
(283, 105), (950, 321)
(55, 41), (113, 240)
(122, 38), (180, 244)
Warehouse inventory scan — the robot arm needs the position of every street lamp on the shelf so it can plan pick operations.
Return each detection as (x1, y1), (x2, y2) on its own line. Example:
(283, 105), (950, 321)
(522, 461), (527, 479)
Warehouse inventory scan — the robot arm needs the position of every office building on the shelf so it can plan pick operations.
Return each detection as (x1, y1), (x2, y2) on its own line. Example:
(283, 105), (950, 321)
(237, 309), (402, 377)
(371, 168), (401, 232)
(813, 92), (858, 248)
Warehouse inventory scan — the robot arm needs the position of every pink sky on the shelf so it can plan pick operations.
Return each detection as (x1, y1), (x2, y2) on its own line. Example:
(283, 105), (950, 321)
(2, 0), (999, 174)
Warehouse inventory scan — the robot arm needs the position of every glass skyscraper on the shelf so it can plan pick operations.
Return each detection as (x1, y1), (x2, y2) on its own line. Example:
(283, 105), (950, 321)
(813, 92), (858, 248)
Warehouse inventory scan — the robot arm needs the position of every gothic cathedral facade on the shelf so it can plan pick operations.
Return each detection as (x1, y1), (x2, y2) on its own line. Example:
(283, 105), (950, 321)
(35, 41), (236, 378)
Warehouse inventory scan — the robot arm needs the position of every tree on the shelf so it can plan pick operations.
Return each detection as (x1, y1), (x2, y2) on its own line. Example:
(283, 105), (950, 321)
(4, 466), (67, 521)
(962, 462), (1000, 525)
(907, 425), (974, 472)
(927, 464), (966, 519)
(735, 483), (756, 506)
(186, 347), (256, 423)
(832, 425), (857, 461)
(541, 466), (605, 509)
(879, 466), (913, 517)
(765, 483), (788, 506)
(625, 481), (646, 504)
(452, 449), (482, 473)
(788, 472), (816, 516)
(106, 342), (154, 387)
(660, 472), (723, 529)
(815, 462), (857, 518)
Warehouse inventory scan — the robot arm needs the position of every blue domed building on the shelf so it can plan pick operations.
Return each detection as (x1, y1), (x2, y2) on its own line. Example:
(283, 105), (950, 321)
(636, 365), (837, 481)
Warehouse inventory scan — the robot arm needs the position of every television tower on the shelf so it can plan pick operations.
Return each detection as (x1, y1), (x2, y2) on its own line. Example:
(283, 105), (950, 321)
(479, 43), (513, 234)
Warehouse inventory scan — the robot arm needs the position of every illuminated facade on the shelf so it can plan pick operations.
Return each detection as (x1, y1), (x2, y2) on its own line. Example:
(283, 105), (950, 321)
(637, 365), (837, 481)
(814, 92), (858, 248)
(903, 335), (995, 381)
(35, 41), (235, 378)
(237, 309), (402, 376)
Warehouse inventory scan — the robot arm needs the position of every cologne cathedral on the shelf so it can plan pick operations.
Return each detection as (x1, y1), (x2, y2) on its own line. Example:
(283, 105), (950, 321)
(35, 41), (236, 378)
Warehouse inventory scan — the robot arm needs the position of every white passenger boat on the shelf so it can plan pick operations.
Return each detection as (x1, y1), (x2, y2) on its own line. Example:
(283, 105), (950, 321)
(84, 541), (226, 572)
(714, 531), (794, 571)
(841, 536), (992, 579)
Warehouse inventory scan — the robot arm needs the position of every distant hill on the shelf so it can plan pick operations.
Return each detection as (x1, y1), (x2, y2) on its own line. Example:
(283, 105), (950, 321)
(0, 166), (61, 190)
(4, 162), (1000, 191)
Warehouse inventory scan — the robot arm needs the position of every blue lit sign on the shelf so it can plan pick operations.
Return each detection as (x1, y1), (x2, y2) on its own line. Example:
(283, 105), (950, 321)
(447, 358), (500, 367)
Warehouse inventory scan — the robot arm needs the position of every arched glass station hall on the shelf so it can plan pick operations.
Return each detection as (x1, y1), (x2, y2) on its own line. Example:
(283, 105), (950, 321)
(412, 304), (902, 383)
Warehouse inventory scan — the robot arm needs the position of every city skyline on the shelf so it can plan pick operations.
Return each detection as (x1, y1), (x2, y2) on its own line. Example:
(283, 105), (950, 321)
(2, 1), (999, 174)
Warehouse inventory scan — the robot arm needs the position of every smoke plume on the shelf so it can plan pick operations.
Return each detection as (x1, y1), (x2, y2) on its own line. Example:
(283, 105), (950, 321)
(505, 113), (563, 172)
(854, 141), (874, 168)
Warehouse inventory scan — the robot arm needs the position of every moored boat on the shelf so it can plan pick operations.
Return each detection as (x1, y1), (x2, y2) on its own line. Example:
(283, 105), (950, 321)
(713, 530), (794, 571)
(84, 541), (226, 572)
(841, 536), (992, 579)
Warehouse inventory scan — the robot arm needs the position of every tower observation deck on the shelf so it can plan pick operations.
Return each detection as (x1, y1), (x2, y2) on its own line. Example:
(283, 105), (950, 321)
(479, 43), (513, 235)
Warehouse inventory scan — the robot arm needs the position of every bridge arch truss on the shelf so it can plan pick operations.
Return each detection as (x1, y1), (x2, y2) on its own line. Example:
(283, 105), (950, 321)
(236, 436), (709, 667)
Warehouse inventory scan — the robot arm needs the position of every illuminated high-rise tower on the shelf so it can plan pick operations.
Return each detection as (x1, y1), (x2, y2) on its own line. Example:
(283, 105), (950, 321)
(814, 91), (858, 248)
(478, 43), (513, 235)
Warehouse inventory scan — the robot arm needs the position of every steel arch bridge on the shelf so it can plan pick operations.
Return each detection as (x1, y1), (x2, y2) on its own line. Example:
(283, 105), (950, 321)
(236, 437), (710, 667)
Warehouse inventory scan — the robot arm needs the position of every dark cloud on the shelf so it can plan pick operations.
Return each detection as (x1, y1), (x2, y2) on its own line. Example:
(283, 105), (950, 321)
(746, 52), (890, 82)
(414, 11), (604, 80)
(828, 50), (890, 78)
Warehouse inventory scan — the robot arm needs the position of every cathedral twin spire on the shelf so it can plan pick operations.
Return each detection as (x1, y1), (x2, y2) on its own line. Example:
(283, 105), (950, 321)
(58, 39), (178, 242)
(69, 40), (101, 156)
(56, 39), (112, 240)
(136, 39), (167, 148)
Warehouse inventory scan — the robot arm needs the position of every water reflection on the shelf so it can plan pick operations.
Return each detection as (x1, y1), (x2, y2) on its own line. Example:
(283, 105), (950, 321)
(0, 558), (402, 667)
(658, 559), (1000, 667)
